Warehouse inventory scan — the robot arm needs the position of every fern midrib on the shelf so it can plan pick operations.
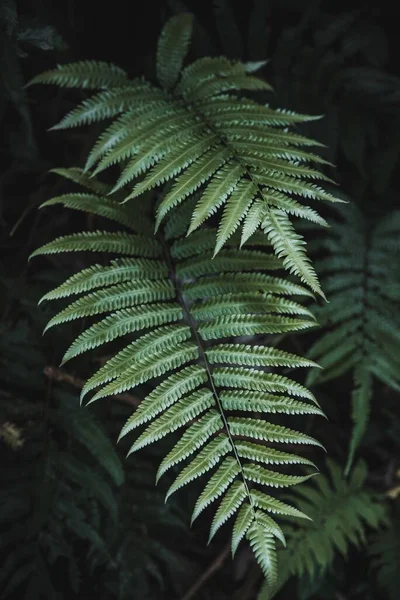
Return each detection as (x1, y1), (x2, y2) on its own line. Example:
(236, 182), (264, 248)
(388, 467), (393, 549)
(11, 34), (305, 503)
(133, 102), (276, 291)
(162, 238), (257, 516)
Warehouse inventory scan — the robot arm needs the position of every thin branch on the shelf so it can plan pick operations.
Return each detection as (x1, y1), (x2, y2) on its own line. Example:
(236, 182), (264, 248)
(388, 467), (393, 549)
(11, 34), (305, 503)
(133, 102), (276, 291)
(43, 366), (141, 407)
(180, 543), (230, 600)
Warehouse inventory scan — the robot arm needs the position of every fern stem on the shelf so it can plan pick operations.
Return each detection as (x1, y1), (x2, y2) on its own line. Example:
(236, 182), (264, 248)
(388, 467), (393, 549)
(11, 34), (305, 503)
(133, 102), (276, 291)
(162, 239), (257, 516)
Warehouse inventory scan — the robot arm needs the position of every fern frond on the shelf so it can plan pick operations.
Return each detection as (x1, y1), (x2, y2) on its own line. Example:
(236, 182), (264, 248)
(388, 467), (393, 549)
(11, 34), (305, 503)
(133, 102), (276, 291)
(89, 343), (199, 401)
(370, 517), (400, 600)
(29, 13), (336, 585)
(81, 324), (192, 399)
(129, 391), (215, 454)
(307, 204), (400, 470)
(156, 13), (193, 90)
(30, 13), (340, 298)
(228, 418), (322, 447)
(33, 192), (324, 585)
(214, 179), (257, 253)
(258, 460), (387, 599)
(221, 392), (323, 417)
(166, 435), (231, 500)
(184, 273), (315, 300)
(236, 441), (316, 468)
(346, 367), (372, 474)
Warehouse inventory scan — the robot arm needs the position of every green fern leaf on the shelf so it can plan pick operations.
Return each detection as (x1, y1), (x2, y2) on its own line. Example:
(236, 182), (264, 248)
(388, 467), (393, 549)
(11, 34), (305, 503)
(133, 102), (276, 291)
(251, 490), (311, 520)
(208, 481), (247, 542)
(88, 343), (199, 402)
(307, 204), (400, 469)
(243, 464), (315, 488)
(241, 199), (265, 246)
(155, 147), (231, 228)
(262, 209), (325, 299)
(184, 273), (314, 301)
(236, 441), (316, 468)
(81, 324), (191, 399)
(206, 344), (319, 369)
(156, 13), (193, 90)
(258, 460), (387, 598)
(213, 368), (316, 402)
(39, 259), (167, 303)
(345, 367), (372, 475)
(214, 179), (256, 253)
(231, 503), (253, 557)
(118, 365), (208, 437)
(157, 414), (224, 483)
(44, 280), (174, 331)
(28, 60), (128, 88)
(165, 435), (231, 500)
(50, 167), (112, 195)
(62, 303), (183, 363)
(221, 391), (323, 416)
(191, 456), (239, 523)
(30, 231), (162, 259)
(228, 418), (322, 447)
(29, 12), (340, 297)
(51, 84), (157, 129)
(41, 193), (139, 231)
(128, 395), (216, 454)
(28, 14), (337, 585)
(187, 163), (246, 234)
(247, 524), (278, 587)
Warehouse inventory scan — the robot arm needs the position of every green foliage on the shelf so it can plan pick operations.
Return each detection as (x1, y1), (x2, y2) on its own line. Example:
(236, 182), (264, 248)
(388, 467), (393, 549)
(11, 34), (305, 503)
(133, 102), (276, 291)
(25, 7), (347, 586)
(258, 460), (387, 599)
(0, 319), (196, 600)
(29, 13), (340, 299)
(370, 514), (400, 600)
(0, 323), (119, 599)
(2, 3), (399, 599)
(306, 203), (400, 471)
(32, 163), (324, 585)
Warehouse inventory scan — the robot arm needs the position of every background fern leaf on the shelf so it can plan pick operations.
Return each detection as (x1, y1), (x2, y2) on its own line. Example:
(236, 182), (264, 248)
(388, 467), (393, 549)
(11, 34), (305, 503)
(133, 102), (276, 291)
(28, 60), (128, 88)
(306, 203), (400, 469)
(156, 13), (194, 90)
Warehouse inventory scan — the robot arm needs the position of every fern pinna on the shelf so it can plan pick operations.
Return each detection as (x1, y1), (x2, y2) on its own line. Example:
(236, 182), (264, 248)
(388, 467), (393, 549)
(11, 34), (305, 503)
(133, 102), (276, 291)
(29, 13), (338, 585)
(306, 203), (400, 472)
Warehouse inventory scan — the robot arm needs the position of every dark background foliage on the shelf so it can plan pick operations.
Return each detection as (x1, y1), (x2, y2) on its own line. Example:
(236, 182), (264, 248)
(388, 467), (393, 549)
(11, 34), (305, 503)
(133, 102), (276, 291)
(1, 1), (399, 599)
